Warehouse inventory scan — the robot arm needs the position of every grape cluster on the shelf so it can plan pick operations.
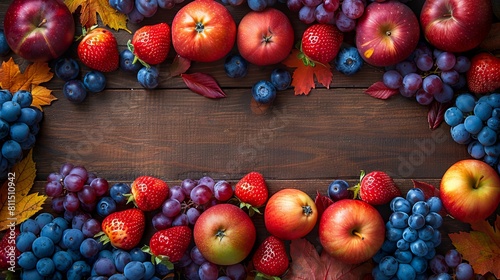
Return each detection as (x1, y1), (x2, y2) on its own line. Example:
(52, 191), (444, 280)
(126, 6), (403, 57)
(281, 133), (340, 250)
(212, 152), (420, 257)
(16, 212), (167, 279)
(108, 0), (186, 24)
(45, 163), (111, 215)
(428, 249), (475, 280)
(382, 44), (470, 106)
(178, 246), (247, 279)
(0, 89), (43, 179)
(222, 0), (284, 12)
(372, 188), (445, 279)
(445, 92), (500, 172)
(287, 0), (364, 27)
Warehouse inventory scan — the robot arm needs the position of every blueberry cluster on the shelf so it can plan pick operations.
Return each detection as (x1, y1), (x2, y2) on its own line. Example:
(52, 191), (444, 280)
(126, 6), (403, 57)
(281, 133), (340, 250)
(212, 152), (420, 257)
(16, 212), (168, 279)
(54, 58), (107, 103)
(381, 43), (470, 105)
(109, 0), (186, 24)
(372, 188), (444, 279)
(0, 89), (42, 178)
(445, 92), (500, 172)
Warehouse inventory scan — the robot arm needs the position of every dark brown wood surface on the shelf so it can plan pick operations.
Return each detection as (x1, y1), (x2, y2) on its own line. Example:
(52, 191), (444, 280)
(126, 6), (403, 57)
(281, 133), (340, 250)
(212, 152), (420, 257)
(0, 0), (497, 262)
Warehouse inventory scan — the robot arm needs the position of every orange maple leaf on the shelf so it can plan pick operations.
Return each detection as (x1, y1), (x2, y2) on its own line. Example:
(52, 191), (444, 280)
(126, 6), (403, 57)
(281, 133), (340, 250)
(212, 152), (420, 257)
(282, 49), (333, 96)
(65, 0), (130, 32)
(0, 58), (57, 111)
(448, 215), (500, 278)
(284, 238), (373, 280)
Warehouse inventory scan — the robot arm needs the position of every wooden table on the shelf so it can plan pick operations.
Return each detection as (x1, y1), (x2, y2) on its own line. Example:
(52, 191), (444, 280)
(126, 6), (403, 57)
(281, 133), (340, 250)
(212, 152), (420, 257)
(1, 0), (498, 275)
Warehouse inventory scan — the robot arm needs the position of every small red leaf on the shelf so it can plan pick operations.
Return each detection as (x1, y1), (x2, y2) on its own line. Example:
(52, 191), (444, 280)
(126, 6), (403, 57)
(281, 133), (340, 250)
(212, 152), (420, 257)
(412, 179), (440, 199)
(428, 100), (451, 130)
(365, 81), (399, 99)
(314, 191), (334, 219)
(181, 73), (226, 99)
(169, 55), (191, 77)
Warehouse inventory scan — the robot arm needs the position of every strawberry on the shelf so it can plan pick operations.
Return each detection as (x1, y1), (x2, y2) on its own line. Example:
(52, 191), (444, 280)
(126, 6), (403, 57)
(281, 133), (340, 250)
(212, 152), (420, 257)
(77, 27), (119, 72)
(350, 170), (402, 205)
(0, 227), (20, 270)
(301, 23), (344, 65)
(127, 175), (169, 211)
(234, 171), (268, 214)
(466, 52), (500, 94)
(128, 23), (171, 66)
(97, 208), (145, 250)
(144, 226), (192, 269)
(252, 235), (289, 278)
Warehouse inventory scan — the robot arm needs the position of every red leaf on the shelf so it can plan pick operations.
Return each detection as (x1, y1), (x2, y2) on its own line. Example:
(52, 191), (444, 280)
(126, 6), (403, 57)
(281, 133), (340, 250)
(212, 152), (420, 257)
(315, 191), (333, 220)
(284, 239), (374, 280)
(365, 81), (399, 100)
(412, 179), (440, 199)
(181, 73), (226, 99)
(169, 55), (191, 77)
(428, 100), (451, 130)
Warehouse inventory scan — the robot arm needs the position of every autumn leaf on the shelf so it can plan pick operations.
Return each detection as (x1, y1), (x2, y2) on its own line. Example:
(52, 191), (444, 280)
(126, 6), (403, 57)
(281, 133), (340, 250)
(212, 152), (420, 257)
(181, 73), (226, 99)
(0, 58), (57, 111)
(411, 179), (440, 199)
(169, 55), (192, 77)
(65, 0), (130, 32)
(284, 238), (373, 280)
(0, 150), (47, 231)
(314, 191), (333, 220)
(365, 81), (399, 100)
(428, 100), (451, 130)
(449, 215), (500, 278)
(282, 49), (333, 95)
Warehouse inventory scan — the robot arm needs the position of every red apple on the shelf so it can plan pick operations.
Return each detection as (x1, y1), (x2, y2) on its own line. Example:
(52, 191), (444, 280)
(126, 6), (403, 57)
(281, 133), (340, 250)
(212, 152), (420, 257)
(264, 188), (318, 240)
(3, 0), (75, 62)
(439, 159), (500, 223)
(171, 0), (236, 62)
(237, 8), (294, 66)
(420, 0), (492, 53)
(355, 1), (420, 67)
(194, 203), (256, 265)
(319, 199), (385, 264)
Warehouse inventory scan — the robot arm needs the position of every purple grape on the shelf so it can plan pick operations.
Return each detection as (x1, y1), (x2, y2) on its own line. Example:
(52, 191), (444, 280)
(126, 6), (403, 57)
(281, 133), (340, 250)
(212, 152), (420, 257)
(315, 4), (336, 24)
(416, 53), (434, 72)
(181, 178), (197, 196)
(158, 0), (175, 9)
(82, 218), (101, 238)
(51, 196), (65, 213)
(226, 263), (246, 280)
(69, 166), (88, 182)
(152, 212), (172, 231)
(302, 0), (322, 7)
(190, 185), (213, 205)
(341, 0), (365, 19)
(63, 192), (80, 212)
(415, 88), (434, 105)
(429, 255), (449, 274)
(90, 178), (109, 197)
(172, 213), (189, 226)
(323, 0), (339, 11)
(453, 56), (471, 73)
(162, 198), (182, 218)
(190, 246), (207, 265)
(436, 51), (456, 71)
(213, 180), (233, 202)
(47, 172), (63, 183)
(444, 249), (462, 268)
(198, 176), (215, 192)
(434, 83), (454, 103)
(395, 61), (417, 76)
(77, 185), (97, 204)
(198, 261), (218, 280)
(186, 207), (201, 225)
(402, 73), (422, 92)
(455, 263), (474, 280)
(45, 181), (64, 197)
(298, 5), (316, 24)
(59, 163), (74, 177)
(169, 185), (186, 202)
(440, 70), (460, 85)
(423, 74), (443, 95)
(287, 0), (304, 12)
(383, 70), (403, 89)
(135, 0), (158, 18)
(335, 10), (356, 32)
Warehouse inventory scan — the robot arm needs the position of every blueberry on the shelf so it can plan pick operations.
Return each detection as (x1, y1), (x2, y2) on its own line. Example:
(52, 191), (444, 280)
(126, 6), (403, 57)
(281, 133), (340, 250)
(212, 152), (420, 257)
(252, 80), (276, 104)
(224, 54), (248, 78)
(137, 66), (159, 89)
(36, 257), (56, 277)
(0, 119), (10, 140)
(1, 100), (22, 122)
(20, 218), (40, 234)
(32, 236), (55, 258)
(270, 68), (291, 91)
(0, 29), (11, 56)
(17, 107), (39, 126)
(52, 251), (73, 272)
(119, 49), (142, 73)
(0, 89), (12, 106)
(327, 179), (352, 201)
(18, 251), (38, 270)
(83, 71), (107, 93)
(109, 182), (131, 205)
(63, 80), (88, 103)
(1, 140), (23, 163)
(16, 231), (37, 252)
(96, 196), (117, 217)
(54, 58), (80, 81)
(114, 250), (132, 273)
(62, 228), (85, 251)
(40, 222), (64, 243)
(247, 0), (268, 11)
(12, 90), (33, 108)
(10, 122), (30, 142)
(109, 0), (135, 14)
(334, 47), (363, 75)
(80, 237), (100, 258)
(123, 261), (146, 279)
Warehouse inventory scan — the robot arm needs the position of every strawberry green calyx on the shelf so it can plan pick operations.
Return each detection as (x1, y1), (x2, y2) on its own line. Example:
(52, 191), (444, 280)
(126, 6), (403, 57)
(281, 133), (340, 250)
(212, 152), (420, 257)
(127, 40), (151, 68)
(94, 231), (110, 246)
(255, 271), (282, 280)
(347, 170), (366, 200)
(75, 25), (98, 41)
(239, 201), (262, 217)
(141, 245), (174, 270)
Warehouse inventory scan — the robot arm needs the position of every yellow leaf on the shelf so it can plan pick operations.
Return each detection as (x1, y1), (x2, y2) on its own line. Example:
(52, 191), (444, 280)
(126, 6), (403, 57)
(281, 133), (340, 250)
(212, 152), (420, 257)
(21, 61), (54, 88)
(0, 150), (46, 231)
(0, 58), (22, 91)
(31, 85), (57, 111)
(0, 193), (46, 231)
(65, 0), (130, 32)
(10, 150), (37, 197)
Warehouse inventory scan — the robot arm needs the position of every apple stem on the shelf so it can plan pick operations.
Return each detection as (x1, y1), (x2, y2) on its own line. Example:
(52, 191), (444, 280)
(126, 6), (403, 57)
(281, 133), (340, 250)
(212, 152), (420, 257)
(475, 176), (484, 189)
(352, 230), (364, 240)
(38, 18), (47, 28)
